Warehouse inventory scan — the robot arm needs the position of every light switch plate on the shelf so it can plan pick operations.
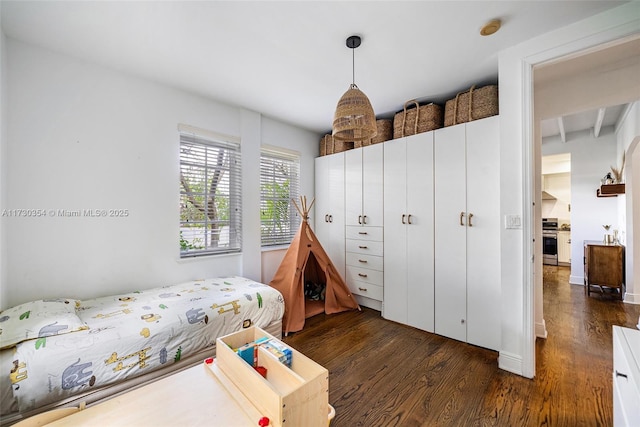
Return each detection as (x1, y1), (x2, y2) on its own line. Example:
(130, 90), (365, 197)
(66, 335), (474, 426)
(505, 214), (522, 229)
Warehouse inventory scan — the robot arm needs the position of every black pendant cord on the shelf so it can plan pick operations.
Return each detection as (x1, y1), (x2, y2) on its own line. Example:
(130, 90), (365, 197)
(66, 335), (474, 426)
(352, 46), (355, 86)
(346, 35), (361, 88)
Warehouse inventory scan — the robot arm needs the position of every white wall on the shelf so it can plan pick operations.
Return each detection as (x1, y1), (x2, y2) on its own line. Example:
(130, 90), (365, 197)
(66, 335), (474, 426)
(0, 8), (7, 309)
(259, 117), (318, 285)
(541, 172), (571, 223)
(542, 129), (619, 284)
(2, 39), (319, 309)
(617, 101), (640, 303)
(498, 2), (640, 378)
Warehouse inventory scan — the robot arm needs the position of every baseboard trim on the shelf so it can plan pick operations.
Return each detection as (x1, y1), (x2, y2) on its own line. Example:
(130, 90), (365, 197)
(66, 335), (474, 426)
(569, 275), (584, 285)
(355, 295), (382, 311)
(535, 319), (548, 339)
(623, 292), (640, 305)
(498, 351), (526, 377)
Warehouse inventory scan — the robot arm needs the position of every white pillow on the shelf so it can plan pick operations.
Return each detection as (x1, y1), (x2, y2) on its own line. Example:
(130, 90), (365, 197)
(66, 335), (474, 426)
(0, 299), (87, 349)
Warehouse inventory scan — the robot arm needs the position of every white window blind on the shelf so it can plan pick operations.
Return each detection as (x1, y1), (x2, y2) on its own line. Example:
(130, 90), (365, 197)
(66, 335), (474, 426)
(260, 147), (300, 247)
(180, 132), (242, 257)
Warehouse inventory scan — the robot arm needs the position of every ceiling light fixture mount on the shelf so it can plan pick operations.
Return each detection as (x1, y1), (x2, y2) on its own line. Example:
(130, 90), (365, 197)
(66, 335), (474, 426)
(332, 35), (377, 142)
(480, 19), (502, 36)
(346, 35), (361, 49)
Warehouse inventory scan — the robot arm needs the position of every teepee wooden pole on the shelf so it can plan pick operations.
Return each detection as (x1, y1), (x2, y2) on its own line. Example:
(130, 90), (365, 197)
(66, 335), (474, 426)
(292, 198), (305, 219)
(292, 196), (315, 221)
(307, 197), (316, 214)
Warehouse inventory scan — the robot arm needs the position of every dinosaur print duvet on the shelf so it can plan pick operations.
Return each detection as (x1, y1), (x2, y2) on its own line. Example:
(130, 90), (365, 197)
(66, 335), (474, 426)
(1, 276), (284, 414)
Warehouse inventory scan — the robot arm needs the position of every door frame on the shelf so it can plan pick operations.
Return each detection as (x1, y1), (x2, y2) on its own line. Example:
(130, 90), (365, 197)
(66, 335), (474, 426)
(520, 19), (640, 378)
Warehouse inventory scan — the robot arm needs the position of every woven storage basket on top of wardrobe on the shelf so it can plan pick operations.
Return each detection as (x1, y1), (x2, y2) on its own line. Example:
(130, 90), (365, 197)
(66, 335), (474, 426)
(444, 84), (498, 127)
(393, 100), (443, 139)
(319, 134), (333, 156)
(319, 134), (353, 156)
(355, 119), (393, 148)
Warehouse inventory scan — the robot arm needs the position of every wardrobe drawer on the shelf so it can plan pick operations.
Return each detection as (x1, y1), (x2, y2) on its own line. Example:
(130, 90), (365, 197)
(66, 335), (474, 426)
(346, 239), (383, 256)
(346, 226), (383, 241)
(346, 252), (383, 271)
(346, 266), (383, 286)
(348, 280), (383, 301)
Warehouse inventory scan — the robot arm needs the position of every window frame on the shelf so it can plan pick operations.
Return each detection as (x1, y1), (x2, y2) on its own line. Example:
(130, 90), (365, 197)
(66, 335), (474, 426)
(179, 126), (242, 258)
(260, 146), (301, 247)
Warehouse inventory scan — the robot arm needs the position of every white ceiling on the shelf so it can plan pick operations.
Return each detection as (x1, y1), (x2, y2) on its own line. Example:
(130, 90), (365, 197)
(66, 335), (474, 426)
(0, 1), (629, 135)
(540, 104), (628, 141)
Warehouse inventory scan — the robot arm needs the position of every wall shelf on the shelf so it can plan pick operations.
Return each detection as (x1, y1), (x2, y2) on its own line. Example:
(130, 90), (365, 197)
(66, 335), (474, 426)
(597, 183), (625, 197)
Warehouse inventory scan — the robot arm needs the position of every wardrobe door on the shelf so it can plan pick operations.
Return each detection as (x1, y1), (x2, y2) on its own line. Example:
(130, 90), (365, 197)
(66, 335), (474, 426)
(383, 138), (408, 325)
(434, 124), (467, 343)
(406, 132), (435, 332)
(314, 153), (346, 279)
(465, 116), (501, 351)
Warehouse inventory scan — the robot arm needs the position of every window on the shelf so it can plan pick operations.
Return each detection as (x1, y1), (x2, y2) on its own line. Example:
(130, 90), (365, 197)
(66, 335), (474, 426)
(260, 147), (300, 247)
(179, 129), (242, 257)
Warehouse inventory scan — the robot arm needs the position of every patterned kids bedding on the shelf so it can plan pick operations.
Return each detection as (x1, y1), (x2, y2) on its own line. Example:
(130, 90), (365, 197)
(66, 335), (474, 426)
(0, 276), (284, 414)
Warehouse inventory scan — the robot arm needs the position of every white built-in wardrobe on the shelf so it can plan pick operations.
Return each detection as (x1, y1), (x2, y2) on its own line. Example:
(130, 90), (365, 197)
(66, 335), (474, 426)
(314, 115), (500, 351)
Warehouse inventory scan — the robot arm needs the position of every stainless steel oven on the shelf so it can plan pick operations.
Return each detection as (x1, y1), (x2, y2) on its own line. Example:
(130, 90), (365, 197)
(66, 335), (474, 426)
(542, 218), (558, 266)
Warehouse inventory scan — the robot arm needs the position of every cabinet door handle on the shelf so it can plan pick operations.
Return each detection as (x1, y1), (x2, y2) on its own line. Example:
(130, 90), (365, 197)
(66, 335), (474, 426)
(363, 215), (368, 224)
(329, 215), (333, 223)
(407, 214), (413, 225)
(359, 245), (368, 249)
(358, 287), (368, 292)
(358, 259), (368, 263)
(358, 273), (368, 278)
(402, 214), (406, 224)
(468, 213), (474, 227)
(325, 214), (329, 223)
(460, 212), (465, 226)
(615, 370), (628, 379)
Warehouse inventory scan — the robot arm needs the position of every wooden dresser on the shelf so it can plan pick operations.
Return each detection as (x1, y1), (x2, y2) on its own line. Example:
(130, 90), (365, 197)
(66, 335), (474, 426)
(584, 240), (625, 300)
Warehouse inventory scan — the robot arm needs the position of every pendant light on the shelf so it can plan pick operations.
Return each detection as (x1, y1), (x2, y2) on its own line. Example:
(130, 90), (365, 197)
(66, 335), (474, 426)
(332, 35), (377, 142)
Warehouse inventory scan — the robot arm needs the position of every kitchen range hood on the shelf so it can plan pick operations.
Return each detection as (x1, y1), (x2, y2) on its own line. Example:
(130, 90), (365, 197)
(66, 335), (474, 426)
(542, 191), (557, 200)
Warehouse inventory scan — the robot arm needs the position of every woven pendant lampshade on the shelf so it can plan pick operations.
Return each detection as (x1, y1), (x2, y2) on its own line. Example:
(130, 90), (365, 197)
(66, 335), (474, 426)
(332, 36), (377, 142)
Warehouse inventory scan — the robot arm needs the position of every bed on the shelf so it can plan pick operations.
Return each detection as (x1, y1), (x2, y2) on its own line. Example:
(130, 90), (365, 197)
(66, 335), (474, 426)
(0, 276), (284, 425)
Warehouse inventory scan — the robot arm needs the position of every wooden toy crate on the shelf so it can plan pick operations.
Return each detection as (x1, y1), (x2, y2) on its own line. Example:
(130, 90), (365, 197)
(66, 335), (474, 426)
(213, 326), (329, 427)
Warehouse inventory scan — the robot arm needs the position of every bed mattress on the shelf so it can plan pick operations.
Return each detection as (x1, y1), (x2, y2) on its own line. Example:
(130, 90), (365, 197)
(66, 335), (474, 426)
(1, 276), (284, 419)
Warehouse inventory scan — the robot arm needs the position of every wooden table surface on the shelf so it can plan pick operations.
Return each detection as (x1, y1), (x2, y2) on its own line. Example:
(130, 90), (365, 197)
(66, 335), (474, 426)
(45, 363), (259, 427)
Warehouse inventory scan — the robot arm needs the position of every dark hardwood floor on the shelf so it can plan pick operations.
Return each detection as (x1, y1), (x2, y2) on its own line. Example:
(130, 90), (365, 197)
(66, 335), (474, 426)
(282, 266), (640, 426)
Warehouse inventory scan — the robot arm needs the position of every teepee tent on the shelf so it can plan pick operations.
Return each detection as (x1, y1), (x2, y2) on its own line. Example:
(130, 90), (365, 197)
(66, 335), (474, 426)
(269, 196), (360, 334)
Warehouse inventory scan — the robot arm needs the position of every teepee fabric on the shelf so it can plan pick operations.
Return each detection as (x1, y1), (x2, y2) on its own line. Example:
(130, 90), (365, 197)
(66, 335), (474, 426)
(269, 197), (360, 334)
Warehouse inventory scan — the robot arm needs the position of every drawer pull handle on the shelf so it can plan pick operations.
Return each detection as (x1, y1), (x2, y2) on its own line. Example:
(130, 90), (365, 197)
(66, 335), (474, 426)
(359, 245), (368, 249)
(358, 259), (368, 263)
(358, 231), (368, 235)
(615, 370), (628, 379)
(358, 273), (368, 278)
(358, 287), (368, 292)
